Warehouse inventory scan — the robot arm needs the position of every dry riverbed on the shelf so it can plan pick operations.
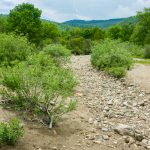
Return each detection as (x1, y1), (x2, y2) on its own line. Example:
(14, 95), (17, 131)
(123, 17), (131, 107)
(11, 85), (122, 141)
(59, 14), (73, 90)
(0, 55), (150, 150)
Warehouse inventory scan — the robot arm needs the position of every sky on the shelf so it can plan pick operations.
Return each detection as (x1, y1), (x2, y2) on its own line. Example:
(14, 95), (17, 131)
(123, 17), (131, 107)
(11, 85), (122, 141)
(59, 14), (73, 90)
(0, 0), (150, 22)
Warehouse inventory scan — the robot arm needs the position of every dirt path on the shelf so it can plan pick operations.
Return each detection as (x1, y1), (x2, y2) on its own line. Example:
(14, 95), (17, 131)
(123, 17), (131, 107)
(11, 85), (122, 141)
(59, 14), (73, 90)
(127, 63), (150, 92)
(0, 55), (150, 150)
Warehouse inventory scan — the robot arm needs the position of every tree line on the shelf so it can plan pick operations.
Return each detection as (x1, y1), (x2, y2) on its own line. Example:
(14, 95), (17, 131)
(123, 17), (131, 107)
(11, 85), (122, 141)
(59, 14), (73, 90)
(0, 3), (150, 56)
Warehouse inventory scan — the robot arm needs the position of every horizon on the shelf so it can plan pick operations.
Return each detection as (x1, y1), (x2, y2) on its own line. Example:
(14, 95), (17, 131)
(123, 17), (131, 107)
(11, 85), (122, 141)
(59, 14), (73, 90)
(0, 13), (130, 23)
(0, 0), (150, 23)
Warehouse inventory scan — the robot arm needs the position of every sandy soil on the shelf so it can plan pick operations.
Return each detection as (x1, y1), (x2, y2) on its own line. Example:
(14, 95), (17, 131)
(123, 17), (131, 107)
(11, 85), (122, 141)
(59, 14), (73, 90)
(127, 63), (150, 93)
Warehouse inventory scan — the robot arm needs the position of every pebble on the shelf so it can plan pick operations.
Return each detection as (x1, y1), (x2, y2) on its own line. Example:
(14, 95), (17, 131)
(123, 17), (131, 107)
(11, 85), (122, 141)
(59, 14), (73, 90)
(101, 127), (109, 132)
(102, 135), (109, 140)
(70, 56), (150, 149)
(88, 118), (93, 124)
(113, 124), (135, 136)
(52, 147), (57, 150)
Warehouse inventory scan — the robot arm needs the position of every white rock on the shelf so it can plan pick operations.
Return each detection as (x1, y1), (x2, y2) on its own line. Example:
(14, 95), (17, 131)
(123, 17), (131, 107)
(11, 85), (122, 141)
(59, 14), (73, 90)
(113, 124), (135, 136)
(102, 135), (109, 140)
(88, 118), (93, 124)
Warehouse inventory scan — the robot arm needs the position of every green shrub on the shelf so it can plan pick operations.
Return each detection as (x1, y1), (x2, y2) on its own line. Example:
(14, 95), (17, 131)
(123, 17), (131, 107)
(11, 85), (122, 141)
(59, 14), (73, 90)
(144, 45), (150, 58)
(107, 67), (126, 78)
(91, 39), (133, 78)
(0, 33), (34, 67)
(1, 52), (77, 128)
(121, 42), (144, 58)
(67, 37), (92, 55)
(0, 16), (7, 33)
(43, 44), (71, 64)
(0, 118), (24, 146)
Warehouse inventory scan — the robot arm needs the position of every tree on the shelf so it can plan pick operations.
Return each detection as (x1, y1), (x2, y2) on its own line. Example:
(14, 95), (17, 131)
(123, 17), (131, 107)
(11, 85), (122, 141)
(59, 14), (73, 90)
(82, 28), (93, 39)
(144, 30), (150, 44)
(8, 3), (42, 45)
(82, 27), (104, 40)
(69, 27), (82, 38)
(120, 23), (134, 42)
(0, 16), (7, 33)
(107, 25), (122, 39)
(131, 8), (150, 45)
(92, 27), (105, 40)
(41, 21), (60, 46)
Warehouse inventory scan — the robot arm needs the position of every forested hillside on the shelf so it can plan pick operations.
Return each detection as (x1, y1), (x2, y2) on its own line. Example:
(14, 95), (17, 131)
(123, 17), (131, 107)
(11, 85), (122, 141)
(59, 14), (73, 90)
(0, 14), (136, 29)
(63, 18), (125, 28)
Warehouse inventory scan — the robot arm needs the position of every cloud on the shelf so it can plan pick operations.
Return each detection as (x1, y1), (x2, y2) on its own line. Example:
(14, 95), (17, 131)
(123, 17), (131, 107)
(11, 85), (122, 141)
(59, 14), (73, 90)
(0, 0), (150, 22)
(108, 5), (136, 19)
(75, 14), (91, 20)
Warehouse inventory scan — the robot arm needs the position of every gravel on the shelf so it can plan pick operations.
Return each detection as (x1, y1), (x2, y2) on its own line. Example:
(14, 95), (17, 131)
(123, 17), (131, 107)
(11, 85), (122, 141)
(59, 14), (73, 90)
(70, 55), (150, 149)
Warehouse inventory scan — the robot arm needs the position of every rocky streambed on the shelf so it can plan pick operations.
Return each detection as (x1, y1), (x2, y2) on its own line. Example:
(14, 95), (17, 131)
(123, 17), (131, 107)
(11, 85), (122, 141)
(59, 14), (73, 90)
(71, 55), (150, 150)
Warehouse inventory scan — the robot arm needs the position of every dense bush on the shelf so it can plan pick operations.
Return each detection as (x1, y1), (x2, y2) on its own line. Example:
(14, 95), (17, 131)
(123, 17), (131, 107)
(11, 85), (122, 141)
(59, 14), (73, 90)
(82, 27), (105, 40)
(0, 118), (24, 145)
(0, 33), (34, 66)
(67, 37), (92, 55)
(43, 44), (71, 63)
(121, 42), (144, 57)
(91, 39), (133, 78)
(41, 22), (60, 45)
(1, 52), (77, 128)
(120, 23), (134, 42)
(107, 25), (122, 40)
(0, 16), (7, 33)
(107, 67), (126, 78)
(144, 45), (150, 58)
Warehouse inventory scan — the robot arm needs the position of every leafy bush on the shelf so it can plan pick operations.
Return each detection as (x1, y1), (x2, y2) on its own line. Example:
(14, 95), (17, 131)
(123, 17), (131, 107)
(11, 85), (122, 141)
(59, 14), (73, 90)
(121, 42), (144, 58)
(107, 67), (126, 78)
(0, 33), (34, 66)
(0, 16), (7, 33)
(144, 45), (150, 58)
(41, 22), (60, 45)
(67, 37), (92, 55)
(0, 118), (24, 146)
(91, 39), (133, 78)
(1, 52), (77, 128)
(43, 44), (71, 63)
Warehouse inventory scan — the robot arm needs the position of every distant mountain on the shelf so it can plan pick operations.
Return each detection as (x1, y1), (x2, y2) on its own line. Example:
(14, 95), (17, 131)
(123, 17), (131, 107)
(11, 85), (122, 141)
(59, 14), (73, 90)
(62, 17), (136, 28)
(0, 14), (137, 29)
(118, 17), (137, 26)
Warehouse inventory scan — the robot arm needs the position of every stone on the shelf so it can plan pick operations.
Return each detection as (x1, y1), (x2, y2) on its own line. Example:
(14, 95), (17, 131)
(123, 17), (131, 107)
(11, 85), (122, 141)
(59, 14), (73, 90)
(113, 141), (118, 145)
(101, 127), (109, 132)
(141, 139), (148, 147)
(107, 101), (113, 105)
(52, 147), (57, 150)
(139, 93), (144, 97)
(147, 139), (150, 149)
(113, 124), (135, 136)
(88, 118), (93, 124)
(94, 140), (101, 144)
(93, 120), (98, 126)
(148, 139), (150, 145)
(142, 139), (148, 144)
(86, 135), (95, 140)
(102, 135), (109, 140)
(104, 106), (109, 111)
(135, 133), (144, 142)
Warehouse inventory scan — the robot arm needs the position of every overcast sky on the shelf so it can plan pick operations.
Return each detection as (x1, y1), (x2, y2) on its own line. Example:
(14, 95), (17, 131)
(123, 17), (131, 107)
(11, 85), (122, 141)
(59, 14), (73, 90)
(0, 0), (150, 22)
